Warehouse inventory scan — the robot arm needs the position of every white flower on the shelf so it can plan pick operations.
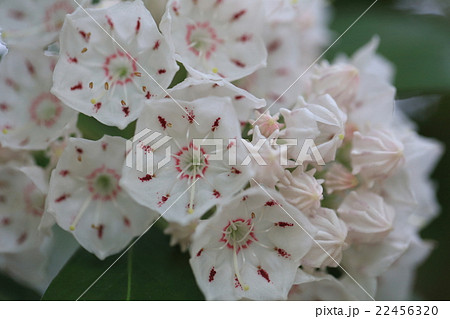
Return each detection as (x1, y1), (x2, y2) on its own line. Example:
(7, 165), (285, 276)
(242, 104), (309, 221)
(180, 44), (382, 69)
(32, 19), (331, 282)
(46, 136), (158, 260)
(164, 220), (198, 253)
(0, 0), (79, 47)
(0, 165), (48, 254)
(160, 0), (267, 81)
(307, 61), (360, 111)
(243, 126), (289, 188)
(0, 244), (50, 292)
(301, 208), (348, 268)
(351, 129), (405, 186)
(324, 163), (358, 194)
(282, 95), (346, 163)
(168, 77), (265, 124)
(51, 0), (178, 129)
(338, 190), (395, 244)
(339, 37), (396, 126)
(277, 167), (323, 212)
(238, 0), (330, 111)
(288, 268), (353, 301)
(0, 146), (33, 166)
(249, 111), (283, 138)
(0, 48), (77, 150)
(189, 187), (314, 300)
(376, 234), (433, 300)
(121, 96), (251, 226)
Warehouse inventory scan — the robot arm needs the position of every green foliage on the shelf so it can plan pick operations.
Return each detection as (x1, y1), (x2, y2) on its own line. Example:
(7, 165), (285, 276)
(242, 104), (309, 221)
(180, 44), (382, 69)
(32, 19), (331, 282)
(77, 113), (136, 140)
(0, 272), (41, 301)
(42, 223), (204, 300)
(328, 0), (450, 95)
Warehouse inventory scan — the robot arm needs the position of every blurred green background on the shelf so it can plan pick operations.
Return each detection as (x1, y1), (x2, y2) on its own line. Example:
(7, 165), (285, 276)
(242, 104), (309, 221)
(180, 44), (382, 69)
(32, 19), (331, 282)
(329, 0), (450, 300)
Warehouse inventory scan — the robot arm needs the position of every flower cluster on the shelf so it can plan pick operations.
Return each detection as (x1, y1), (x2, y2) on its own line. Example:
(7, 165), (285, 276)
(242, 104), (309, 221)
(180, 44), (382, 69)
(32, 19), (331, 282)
(0, 0), (443, 300)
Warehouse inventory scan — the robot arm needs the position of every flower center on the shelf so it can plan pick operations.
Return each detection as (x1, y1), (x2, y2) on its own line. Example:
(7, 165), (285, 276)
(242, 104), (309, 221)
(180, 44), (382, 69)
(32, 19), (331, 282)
(103, 50), (138, 85)
(220, 218), (256, 291)
(174, 142), (209, 180)
(221, 218), (256, 251)
(174, 142), (209, 215)
(186, 22), (222, 60)
(87, 166), (121, 201)
(30, 93), (63, 127)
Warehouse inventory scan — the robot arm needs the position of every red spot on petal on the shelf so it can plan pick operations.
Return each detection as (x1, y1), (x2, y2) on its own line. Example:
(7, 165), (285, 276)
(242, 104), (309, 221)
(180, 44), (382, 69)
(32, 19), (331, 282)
(5, 78), (19, 91)
(67, 56), (78, 64)
(138, 174), (153, 182)
(124, 217), (130, 227)
(76, 147), (83, 154)
(231, 9), (246, 21)
(242, 195), (248, 201)
(78, 30), (91, 42)
(55, 194), (70, 202)
(122, 106), (130, 117)
(172, 3), (180, 15)
(158, 69), (166, 74)
(9, 9), (25, 20)
(275, 222), (294, 228)
(196, 248), (204, 257)
(231, 59), (246, 68)
(237, 34), (252, 42)
(183, 107), (195, 124)
(234, 95), (245, 100)
(211, 117), (221, 132)
(145, 91), (152, 99)
(209, 267), (216, 282)
(102, 142), (108, 151)
(153, 40), (160, 50)
(17, 233), (27, 245)
(135, 17), (141, 34)
(25, 60), (35, 75)
(70, 82), (83, 91)
(158, 115), (167, 129)
(0, 103), (8, 111)
(97, 224), (104, 239)
(257, 266), (271, 282)
(231, 167), (241, 175)
(157, 194), (170, 207)
(213, 189), (221, 198)
(267, 40), (281, 53)
(275, 247), (291, 259)
(94, 102), (102, 112)
(265, 200), (278, 207)
(1, 217), (11, 226)
(234, 275), (242, 289)
(59, 170), (70, 177)
(106, 15), (114, 29)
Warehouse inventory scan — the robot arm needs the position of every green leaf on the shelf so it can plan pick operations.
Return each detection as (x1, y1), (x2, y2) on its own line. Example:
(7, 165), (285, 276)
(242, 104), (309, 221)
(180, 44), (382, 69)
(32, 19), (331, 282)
(327, 0), (450, 95)
(76, 113), (136, 140)
(42, 223), (204, 300)
(0, 272), (41, 301)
